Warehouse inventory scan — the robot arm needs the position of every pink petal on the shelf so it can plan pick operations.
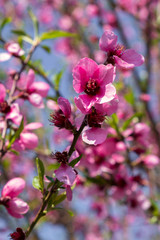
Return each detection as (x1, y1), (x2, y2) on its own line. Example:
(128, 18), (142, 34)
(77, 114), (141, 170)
(82, 127), (108, 145)
(73, 66), (88, 93)
(99, 30), (118, 52)
(58, 97), (71, 118)
(6, 103), (23, 125)
(30, 82), (50, 97)
(143, 155), (159, 169)
(24, 122), (43, 131)
(20, 132), (38, 149)
(47, 100), (59, 110)
(2, 178), (25, 198)
(55, 164), (76, 186)
(79, 94), (97, 111)
(74, 97), (91, 114)
(7, 198), (29, 218)
(26, 69), (35, 89)
(96, 64), (116, 85)
(114, 55), (134, 70)
(121, 49), (145, 67)
(98, 83), (116, 104)
(6, 43), (24, 56)
(0, 84), (6, 102)
(95, 96), (119, 116)
(66, 185), (72, 201)
(0, 52), (11, 62)
(73, 58), (98, 93)
(29, 93), (44, 108)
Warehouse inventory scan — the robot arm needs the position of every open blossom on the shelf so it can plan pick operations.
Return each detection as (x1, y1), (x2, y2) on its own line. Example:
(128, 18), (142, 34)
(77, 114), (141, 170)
(17, 69), (50, 108)
(0, 178), (29, 218)
(73, 57), (116, 111)
(75, 96), (118, 145)
(0, 42), (24, 62)
(55, 164), (77, 201)
(12, 122), (43, 151)
(0, 84), (22, 125)
(99, 30), (144, 69)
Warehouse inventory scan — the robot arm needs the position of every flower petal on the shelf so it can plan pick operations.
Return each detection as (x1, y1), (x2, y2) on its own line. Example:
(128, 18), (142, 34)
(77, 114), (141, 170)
(66, 185), (72, 201)
(26, 69), (35, 89)
(30, 82), (50, 97)
(74, 97), (91, 114)
(7, 198), (29, 218)
(55, 164), (76, 186)
(0, 84), (6, 102)
(0, 52), (11, 62)
(99, 30), (118, 52)
(58, 97), (71, 118)
(79, 94), (97, 111)
(73, 58), (98, 93)
(82, 127), (107, 145)
(95, 95), (119, 116)
(2, 178), (25, 198)
(114, 55), (134, 70)
(98, 83), (116, 104)
(20, 132), (38, 149)
(24, 122), (43, 131)
(121, 49), (144, 67)
(29, 93), (44, 108)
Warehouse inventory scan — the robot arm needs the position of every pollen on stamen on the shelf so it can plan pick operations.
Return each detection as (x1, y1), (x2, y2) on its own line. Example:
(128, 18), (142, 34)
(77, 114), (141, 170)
(84, 79), (100, 96)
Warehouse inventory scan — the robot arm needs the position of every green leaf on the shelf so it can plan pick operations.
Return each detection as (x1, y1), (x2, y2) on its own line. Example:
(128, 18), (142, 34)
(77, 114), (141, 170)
(36, 157), (45, 192)
(28, 8), (39, 37)
(19, 36), (34, 45)
(47, 163), (60, 171)
(67, 209), (74, 217)
(69, 154), (82, 167)
(40, 30), (76, 41)
(52, 207), (74, 216)
(7, 118), (24, 149)
(9, 149), (19, 155)
(53, 193), (66, 205)
(46, 176), (54, 182)
(41, 45), (51, 53)
(122, 112), (143, 130)
(124, 89), (134, 105)
(32, 176), (41, 190)
(12, 29), (28, 36)
(53, 69), (64, 91)
(0, 17), (12, 33)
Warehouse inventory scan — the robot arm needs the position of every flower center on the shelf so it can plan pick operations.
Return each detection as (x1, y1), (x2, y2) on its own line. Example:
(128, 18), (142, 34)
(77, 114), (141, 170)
(105, 44), (125, 65)
(0, 101), (10, 114)
(49, 110), (73, 130)
(87, 109), (105, 128)
(84, 79), (100, 96)
(51, 151), (68, 164)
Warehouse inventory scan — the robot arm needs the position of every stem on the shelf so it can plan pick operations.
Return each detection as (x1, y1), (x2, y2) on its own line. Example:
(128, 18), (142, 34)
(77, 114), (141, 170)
(25, 181), (58, 238)
(25, 116), (87, 238)
(68, 115), (87, 158)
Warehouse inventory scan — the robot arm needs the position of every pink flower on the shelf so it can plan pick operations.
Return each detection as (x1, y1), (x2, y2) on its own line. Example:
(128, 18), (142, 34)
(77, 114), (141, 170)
(10, 228), (25, 240)
(0, 43), (24, 62)
(12, 122), (43, 151)
(55, 164), (77, 201)
(49, 97), (74, 130)
(99, 31), (144, 69)
(75, 96), (118, 145)
(73, 57), (116, 111)
(0, 84), (22, 125)
(142, 154), (159, 169)
(0, 178), (29, 218)
(18, 70), (50, 108)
